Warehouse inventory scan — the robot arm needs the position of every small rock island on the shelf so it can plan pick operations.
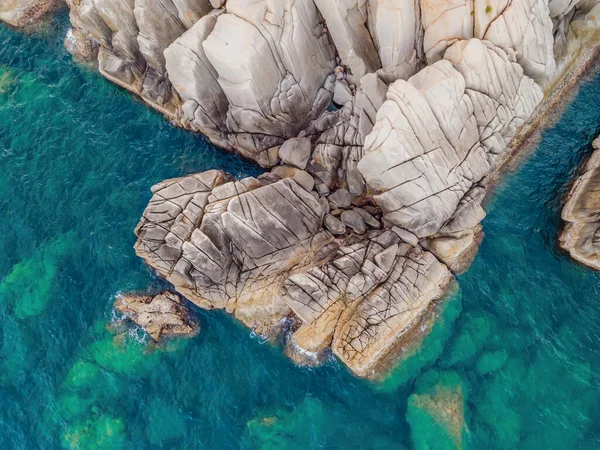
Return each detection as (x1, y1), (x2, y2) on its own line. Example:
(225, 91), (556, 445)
(115, 291), (199, 342)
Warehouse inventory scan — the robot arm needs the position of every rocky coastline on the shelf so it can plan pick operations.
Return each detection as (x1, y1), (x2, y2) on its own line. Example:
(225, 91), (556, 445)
(560, 136), (600, 270)
(3, 0), (600, 378)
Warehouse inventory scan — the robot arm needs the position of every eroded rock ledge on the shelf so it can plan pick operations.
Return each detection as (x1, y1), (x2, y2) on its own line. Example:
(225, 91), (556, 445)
(560, 137), (600, 270)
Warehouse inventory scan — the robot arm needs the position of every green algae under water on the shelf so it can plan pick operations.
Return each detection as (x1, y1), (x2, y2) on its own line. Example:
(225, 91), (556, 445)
(3, 16), (600, 450)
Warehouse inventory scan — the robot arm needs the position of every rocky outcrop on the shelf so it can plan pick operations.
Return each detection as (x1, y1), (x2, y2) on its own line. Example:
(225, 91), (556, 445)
(134, 170), (335, 335)
(62, 0), (600, 164)
(164, 9), (229, 148)
(560, 137), (600, 270)
(114, 291), (199, 341)
(134, 171), (452, 376)
(201, 0), (336, 165)
(284, 232), (452, 377)
(312, 0), (380, 80)
(0, 0), (60, 26)
(358, 39), (542, 248)
(366, 0), (423, 82)
(58, 0), (600, 376)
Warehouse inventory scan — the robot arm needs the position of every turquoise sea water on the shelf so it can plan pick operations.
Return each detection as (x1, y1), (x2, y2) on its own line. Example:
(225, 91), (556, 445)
(2, 15), (600, 449)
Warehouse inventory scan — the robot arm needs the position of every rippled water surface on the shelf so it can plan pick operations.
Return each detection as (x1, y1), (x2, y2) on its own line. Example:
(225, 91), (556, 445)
(2, 16), (600, 449)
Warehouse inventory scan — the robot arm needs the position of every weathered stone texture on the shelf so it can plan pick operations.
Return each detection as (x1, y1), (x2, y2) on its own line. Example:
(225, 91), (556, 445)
(560, 139), (600, 270)
(115, 291), (200, 341)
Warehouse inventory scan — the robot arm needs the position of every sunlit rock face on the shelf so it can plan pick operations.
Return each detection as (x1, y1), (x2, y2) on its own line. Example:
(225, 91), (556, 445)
(285, 233), (452, 377)
(201, 0), (337, 166)
(0, 0), (61, 27)
(421, 0), (556, 82)
(313, 0), (381, 80)
(134, 170), (336, 335)
(57, 0), (600, 376)
(358, 39), (542, 238)
(366, 0), (424, 82)
(560, 138), (600, 270)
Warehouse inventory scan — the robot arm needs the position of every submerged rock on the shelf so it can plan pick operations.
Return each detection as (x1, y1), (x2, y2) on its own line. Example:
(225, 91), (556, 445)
(114, 291), (199, 341)
(407, 370), (466, 450)
(559, 137), (600, 269)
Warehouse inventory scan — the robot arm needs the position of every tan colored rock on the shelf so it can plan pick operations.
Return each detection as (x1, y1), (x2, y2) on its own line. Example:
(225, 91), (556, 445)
(0, 0), (59, 27)
(560, 141), (600, 270)
(331, 244), (452, 377)
(423, 226), (483, 274)
(283, 231), (453, 377)
(114, 291), (199, 341)
(134, 170), (334, 335)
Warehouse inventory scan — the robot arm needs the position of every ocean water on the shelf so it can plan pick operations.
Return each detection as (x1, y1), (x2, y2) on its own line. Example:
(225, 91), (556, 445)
(2, 15), (600, 450)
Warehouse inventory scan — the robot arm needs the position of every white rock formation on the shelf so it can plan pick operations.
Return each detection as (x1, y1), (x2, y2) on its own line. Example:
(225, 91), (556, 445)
(422, 0), (556, 82)
(358, 39), (542, 238)
(202, 0), (336, 165)
(421, 0), (473, 63)
(164, 9), (229, 147)
(367, 0), (423, 82)
(481, 0), (556, 82)
(313, 0), (381, 80)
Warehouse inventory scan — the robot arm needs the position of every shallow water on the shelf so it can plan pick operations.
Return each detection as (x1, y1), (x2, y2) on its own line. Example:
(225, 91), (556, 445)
(2, 16), (600, 450)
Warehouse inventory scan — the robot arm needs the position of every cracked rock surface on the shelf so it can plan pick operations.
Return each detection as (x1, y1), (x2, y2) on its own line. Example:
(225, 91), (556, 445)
(134, 170), (335, 335)
(560, 137), (600, 270)
(134, 171), (451, 376)
(358, 39), (542, 239)
(0, 0), (60, 26)
(284, 231), (452, 377)
(114, 291), (200, 341)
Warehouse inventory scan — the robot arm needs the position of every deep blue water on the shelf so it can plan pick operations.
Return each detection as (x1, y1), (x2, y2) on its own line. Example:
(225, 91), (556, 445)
(2, 15), (600, 450)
